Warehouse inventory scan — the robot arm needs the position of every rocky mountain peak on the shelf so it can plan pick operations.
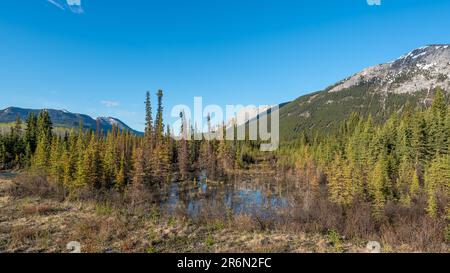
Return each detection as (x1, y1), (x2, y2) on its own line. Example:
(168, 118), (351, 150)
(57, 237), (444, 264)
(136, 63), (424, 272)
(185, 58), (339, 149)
(329, 44), (450, 94)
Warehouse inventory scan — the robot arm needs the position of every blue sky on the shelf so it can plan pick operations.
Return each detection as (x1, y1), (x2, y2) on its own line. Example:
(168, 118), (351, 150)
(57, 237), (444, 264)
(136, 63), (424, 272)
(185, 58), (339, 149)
(1, 0), (450, 131)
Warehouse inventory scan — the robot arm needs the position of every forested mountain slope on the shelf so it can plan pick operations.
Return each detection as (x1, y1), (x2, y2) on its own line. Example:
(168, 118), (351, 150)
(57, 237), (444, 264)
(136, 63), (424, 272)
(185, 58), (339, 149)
(279, 45), (450, 140)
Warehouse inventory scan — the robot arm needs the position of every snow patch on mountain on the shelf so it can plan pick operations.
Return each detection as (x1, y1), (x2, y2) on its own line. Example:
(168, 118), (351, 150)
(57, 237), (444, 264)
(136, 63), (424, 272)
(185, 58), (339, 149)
(97, 117), (129, 130)
(329, 44), (450, 94)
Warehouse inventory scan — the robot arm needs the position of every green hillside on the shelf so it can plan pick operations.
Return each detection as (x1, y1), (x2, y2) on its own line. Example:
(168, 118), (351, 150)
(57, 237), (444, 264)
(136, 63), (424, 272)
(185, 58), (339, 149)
(278, 84), (431, 141)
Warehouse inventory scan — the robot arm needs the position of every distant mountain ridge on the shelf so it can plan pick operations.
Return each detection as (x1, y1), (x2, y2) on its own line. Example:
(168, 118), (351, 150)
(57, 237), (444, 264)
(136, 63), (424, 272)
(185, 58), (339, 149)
(0, 107), (143, 135)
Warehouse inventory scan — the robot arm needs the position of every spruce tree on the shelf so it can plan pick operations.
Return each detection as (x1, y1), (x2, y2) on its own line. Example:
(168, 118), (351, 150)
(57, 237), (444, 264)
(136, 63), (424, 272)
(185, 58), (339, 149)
(410, 170), (421, 200)
(217, 124), (232, 175)
(34, 135), (50, 170)
(412, 113), (430, 168)
(49, 135), (63, 182)
(429, 88), (448, 156)
(425, 154), (450, 217)
(155, 89), (164, 143)
(37, 110), (53, 141)
(327, 153), (356, 206)
(370, 155), (391, 218)
(103, 130), (118, 187)
(145, 91), (153, 137)
(130, 147), (146, 205)
(116, 153), (126, 190)
(65, 131), (80, 190)
(177, 111), (190, 180)
(33, 110), (53, 170)
(74, 131), (103, 190)
(25, 112), (38, 154)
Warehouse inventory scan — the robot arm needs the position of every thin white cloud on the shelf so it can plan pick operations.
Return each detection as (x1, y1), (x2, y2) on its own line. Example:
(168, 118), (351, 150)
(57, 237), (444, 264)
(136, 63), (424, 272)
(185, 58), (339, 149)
(46, 0), (84, 14)
(101, 100), (120, 108)
(47, 0), (65, 10)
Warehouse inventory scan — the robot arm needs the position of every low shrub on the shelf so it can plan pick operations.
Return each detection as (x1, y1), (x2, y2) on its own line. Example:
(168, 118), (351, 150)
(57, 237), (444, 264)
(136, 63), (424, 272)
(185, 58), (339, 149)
(9, 172), (65, 200)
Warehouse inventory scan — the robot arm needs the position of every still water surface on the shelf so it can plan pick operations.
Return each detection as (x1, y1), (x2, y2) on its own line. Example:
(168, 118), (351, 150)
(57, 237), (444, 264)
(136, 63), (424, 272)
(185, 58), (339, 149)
(157, 173), (293, 217)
